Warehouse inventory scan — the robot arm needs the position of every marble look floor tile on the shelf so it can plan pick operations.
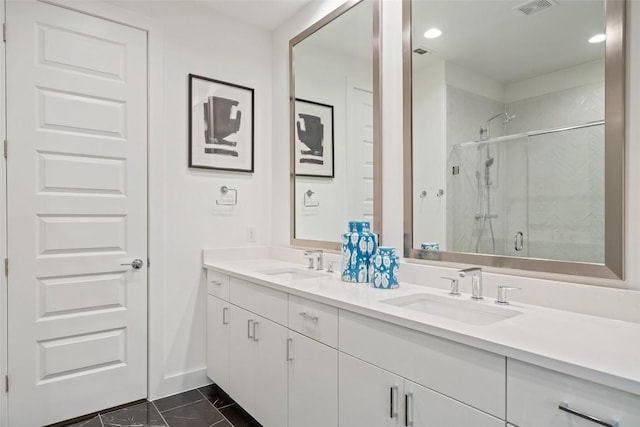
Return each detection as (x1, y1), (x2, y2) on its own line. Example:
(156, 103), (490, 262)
(101, 401), (166, 427)
(61, 416), (102, 427)
(219, 405), (256, 427)
(162, 400), (230, 427)
(198, 385), (234, 410)
(154, 389), (204, 413)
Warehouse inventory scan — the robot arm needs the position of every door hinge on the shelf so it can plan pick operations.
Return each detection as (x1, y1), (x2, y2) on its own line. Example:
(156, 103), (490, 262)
(3, 140), (6, 159)
(3, 23), (6, 43)
(4, 258), (7, 276)
(4, 375), (7, 393)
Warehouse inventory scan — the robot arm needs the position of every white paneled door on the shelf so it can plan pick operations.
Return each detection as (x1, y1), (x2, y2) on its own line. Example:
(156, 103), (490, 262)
(347, 87), (374, 222)
(6, 1), (148, 425)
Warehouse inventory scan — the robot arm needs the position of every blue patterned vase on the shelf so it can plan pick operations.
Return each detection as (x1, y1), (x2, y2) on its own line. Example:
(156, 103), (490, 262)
(341, 220), (378, 283)
(370, 246), (399, 289)
(421, 242), (440, 251)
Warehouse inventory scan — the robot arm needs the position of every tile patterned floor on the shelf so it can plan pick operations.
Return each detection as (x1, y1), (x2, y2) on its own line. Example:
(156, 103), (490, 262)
(58, 385), (260, 427)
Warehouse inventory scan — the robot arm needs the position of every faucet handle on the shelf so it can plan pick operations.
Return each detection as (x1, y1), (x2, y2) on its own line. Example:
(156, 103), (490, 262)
(441, 277), (460, 296)
(326, 261), (335, 273)
(496, 286), (521, 305)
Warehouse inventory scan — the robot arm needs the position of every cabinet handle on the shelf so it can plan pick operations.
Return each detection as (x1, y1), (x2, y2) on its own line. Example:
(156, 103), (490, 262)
(212, 280), (222, 286)
(405, 392), (414, 427)
(252, 321), (259, 341)
(222, 307), (229, 325)
(299, 312), (319, 322)
(247, 319), (254, 339)
(558, 403), (619, 427)
(286, 338), (293, 361)
(389, 386), (398, 419)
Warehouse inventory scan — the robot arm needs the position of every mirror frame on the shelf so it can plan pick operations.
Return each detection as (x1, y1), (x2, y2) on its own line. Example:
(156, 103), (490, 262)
(402, 0), (626, 279)
(289, 0), (383, 250)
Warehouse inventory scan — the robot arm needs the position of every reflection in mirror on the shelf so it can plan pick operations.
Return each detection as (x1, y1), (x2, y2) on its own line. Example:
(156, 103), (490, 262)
(291, 0), (380, 248)
(405, 0), (625, 278)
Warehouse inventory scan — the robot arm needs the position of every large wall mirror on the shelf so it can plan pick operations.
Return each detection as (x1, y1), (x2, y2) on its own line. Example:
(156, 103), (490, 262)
(403, 0), (625, 279)
(290, 0), (382, 250)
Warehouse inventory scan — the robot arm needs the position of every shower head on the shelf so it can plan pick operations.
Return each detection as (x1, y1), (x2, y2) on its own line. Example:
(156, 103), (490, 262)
(485, 157), (495, 168)
(504, 113), (517, 123)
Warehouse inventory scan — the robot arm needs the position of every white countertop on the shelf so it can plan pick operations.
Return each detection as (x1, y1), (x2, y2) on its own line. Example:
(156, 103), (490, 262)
(204, 258), (640, 396)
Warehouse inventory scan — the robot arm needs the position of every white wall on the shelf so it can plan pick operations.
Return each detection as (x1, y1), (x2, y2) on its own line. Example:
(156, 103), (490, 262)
(110, 1), (273, 399)
(412, 59), (447, 249)
(294, 45), (372, 241)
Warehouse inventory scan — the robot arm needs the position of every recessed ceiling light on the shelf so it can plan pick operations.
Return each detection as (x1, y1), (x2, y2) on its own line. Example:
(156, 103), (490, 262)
(423, 28), (442, 39)
(588, 33), (606, 43)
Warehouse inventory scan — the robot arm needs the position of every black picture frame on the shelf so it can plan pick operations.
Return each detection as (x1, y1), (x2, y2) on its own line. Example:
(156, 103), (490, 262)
(188, 73), (255, 172)
(294, 98), (335, 178)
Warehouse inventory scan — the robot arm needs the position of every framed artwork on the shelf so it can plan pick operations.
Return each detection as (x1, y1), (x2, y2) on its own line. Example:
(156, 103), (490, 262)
(189, 73), (254, 172)
(294, 98), (335, 178)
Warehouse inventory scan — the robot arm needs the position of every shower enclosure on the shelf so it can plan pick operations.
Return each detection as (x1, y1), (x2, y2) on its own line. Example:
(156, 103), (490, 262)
(448, 118), (605, 264)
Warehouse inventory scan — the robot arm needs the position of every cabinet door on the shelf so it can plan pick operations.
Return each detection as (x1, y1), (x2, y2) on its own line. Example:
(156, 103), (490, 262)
(253, 315), (289, 427)
(405, 380), (504, 427)
(207, 295), (230, 391)
(288, 331), (338, 427)
(339, 353), (401, 427)
(508, 359), (640, 427)
(229, 304), (256, 414)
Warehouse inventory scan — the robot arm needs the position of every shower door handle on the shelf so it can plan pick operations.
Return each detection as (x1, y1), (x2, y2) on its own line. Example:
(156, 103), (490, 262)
(514, 232), (524, 251)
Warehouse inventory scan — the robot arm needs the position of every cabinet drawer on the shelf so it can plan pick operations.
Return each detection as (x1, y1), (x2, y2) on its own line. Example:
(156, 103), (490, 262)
(230, 277), (287, 326)
(507, 359), (640, 427)
(206, 269), (230, 301)
(288, 295), (338, 348)
(339, 310), (505, 418)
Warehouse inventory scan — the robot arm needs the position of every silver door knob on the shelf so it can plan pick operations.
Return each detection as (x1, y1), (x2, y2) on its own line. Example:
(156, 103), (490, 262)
(121, 259), (144, 269)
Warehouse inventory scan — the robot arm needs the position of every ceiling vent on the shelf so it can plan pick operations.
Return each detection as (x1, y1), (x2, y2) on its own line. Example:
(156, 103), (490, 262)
(413, 47), (430, 55)
(514, 0), (556, 16)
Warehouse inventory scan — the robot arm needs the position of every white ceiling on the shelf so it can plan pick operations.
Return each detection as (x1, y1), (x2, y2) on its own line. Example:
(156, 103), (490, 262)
(112, 0), (314, 31)
(412, 0), (606, 84)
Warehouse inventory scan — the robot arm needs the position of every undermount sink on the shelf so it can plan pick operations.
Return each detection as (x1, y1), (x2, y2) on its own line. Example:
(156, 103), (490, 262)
(381, 293), (522, 326)
(256, 267), (327, 281)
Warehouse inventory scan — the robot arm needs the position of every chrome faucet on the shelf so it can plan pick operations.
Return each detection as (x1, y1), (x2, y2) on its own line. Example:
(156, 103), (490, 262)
(304, 250), (324, 271)
(458, 267), (483, 300)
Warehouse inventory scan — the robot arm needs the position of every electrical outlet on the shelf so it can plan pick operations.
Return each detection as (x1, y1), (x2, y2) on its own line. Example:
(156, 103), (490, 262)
(247, 226), (257, 242)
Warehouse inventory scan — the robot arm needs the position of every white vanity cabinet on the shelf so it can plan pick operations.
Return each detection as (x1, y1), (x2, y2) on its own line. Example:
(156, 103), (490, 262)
(227, 279), (289, 427)
(507, 359), (640, 427)
(288, 330), (338, 427)
(206, 270), (231, 391)
(206, 294), (230, 390)
(339, 310), (506, 419)
(339, 352), (504, 427)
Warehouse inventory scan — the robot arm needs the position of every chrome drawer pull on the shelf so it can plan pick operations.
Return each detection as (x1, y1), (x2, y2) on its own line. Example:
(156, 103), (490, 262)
(222, 307), (229, 325)
(212, 280), (222, 286)
(405, 392), (414, 426)
(286, 338), (293, 361)
(253, 322), (259, 341)
(389, 385), (398, 419)
(247, 319), (254, 339)
(299, 312), (319, 322)
(559, 403), (619, 427)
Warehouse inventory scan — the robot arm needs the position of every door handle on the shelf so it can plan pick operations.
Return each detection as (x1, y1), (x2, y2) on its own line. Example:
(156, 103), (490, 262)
(286, 338), (293, 361)
(121, 259), (144, 269)
(405, 392), (414, 426)
(514, 232), (524, 251)
(222, 307), (229, 325)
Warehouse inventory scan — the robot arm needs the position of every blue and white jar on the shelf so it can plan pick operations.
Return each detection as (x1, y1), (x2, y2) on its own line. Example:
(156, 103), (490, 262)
(341, 220), (377, 283)
(370, 246), (399, 289)
(420, 242), (440, 251)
